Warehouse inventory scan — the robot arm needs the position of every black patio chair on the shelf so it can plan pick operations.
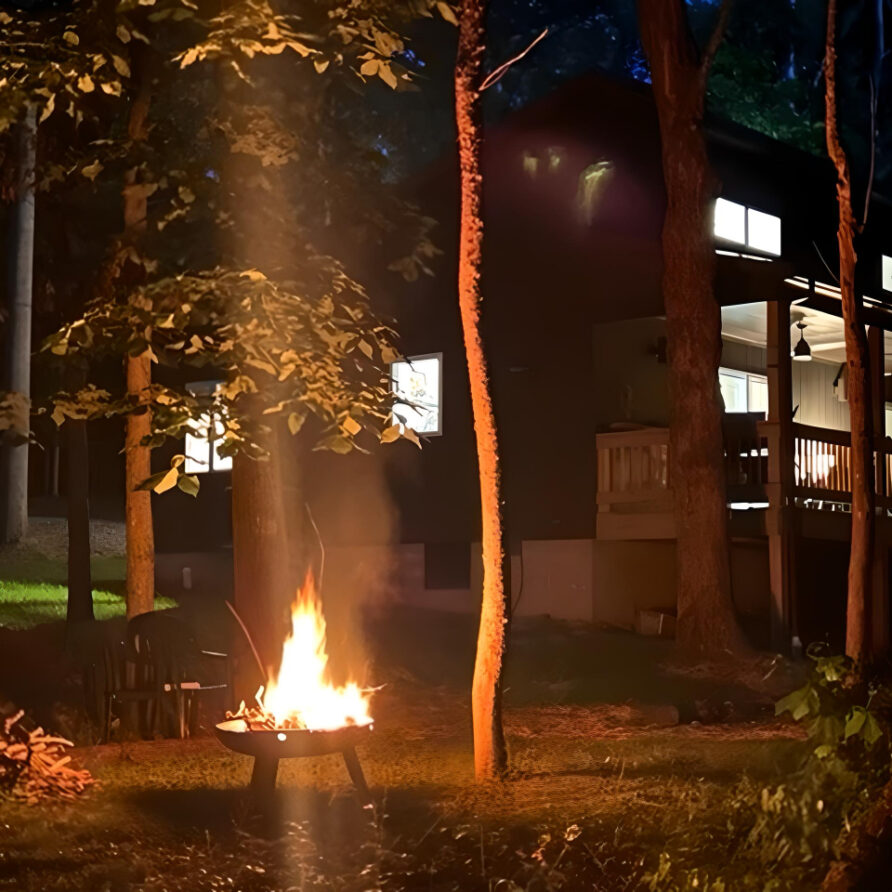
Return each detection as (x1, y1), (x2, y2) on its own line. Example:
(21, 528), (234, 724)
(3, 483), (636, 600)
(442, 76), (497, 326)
(125, 612), (229, 739)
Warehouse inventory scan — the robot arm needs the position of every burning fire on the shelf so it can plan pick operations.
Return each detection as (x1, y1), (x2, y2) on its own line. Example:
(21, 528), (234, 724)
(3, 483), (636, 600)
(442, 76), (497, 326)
(228, 572), (372, 732)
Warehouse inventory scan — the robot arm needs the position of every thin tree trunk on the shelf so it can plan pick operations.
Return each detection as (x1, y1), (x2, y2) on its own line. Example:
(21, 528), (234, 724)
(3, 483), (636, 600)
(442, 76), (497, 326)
(825, 0), (874, 666)
(0, 105), (37, 544)
(123, 67), (155, 619)
(66, 415), (94, 624)
(456, 0), (511, 781)
(637, 0), (748, 658)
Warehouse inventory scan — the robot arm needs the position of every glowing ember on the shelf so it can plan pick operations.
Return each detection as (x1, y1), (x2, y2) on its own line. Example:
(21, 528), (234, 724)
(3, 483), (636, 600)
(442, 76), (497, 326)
(227, 572), (372, 732)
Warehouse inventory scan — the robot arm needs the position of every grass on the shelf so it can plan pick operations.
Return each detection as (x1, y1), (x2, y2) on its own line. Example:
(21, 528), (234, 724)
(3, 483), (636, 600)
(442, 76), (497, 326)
(0, 689), (813, 892)
(0, 521), (175, 630)
(0, 580), (177, 630)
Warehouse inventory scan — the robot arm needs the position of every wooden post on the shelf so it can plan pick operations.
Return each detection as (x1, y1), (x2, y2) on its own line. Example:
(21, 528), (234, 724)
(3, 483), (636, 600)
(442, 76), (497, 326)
(869, 326), (889, 656)
(766, 297), (796, 651)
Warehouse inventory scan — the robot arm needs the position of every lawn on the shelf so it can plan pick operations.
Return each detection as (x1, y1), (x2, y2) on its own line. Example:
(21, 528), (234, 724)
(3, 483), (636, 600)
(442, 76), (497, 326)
(0, 518), (175, 630)
(0, 687), (811, 892)
(0, 580), (177, 630)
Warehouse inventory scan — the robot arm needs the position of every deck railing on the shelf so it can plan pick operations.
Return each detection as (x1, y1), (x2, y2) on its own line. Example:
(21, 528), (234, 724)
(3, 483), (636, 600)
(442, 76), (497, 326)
(596, 419), (892, 512)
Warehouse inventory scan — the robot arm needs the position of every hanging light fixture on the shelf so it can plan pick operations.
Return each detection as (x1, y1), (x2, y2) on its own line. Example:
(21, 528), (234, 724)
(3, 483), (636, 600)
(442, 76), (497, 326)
(793, 320), (812, 362)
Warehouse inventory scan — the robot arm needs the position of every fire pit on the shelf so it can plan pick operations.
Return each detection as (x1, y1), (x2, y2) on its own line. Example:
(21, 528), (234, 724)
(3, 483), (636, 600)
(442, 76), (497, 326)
(215, 718), (372, 804)
(216, 572), (375, 806)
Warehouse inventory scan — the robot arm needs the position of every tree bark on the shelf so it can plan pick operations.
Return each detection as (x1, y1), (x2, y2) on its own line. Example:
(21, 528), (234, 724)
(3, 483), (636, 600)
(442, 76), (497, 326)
(123, 66), (155, 620)
(825, 0), (874, 666)
(231, 440), (292, 689)
(455, 0), (511, 781)
(0, 105), (37, 544)
(637, 0), (748, 658)
(66, 415), (94, 624)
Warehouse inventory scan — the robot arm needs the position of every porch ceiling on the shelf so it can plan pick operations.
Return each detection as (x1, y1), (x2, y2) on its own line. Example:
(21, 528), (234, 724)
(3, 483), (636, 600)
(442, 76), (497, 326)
(721, 301), (892, 373)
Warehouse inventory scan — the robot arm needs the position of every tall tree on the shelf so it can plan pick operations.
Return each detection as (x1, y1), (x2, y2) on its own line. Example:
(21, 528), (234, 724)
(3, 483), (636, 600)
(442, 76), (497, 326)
(0, 106), (37, 544)
(122, 68), (155, 619)
(637, 0), (748, 657)
(824, 0), (874, 666)
(455, 0), (511, 780)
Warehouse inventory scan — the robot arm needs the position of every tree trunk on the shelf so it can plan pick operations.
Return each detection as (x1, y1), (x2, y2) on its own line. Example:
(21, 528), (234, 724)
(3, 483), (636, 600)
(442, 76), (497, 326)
(637, 0), (748, 658)
(0, 105), (37, 544)
(125, 356), (154, 618)
(123, 68), (155, 620)
(455, 0), (511, 781)
(231, 441), (292, 690)
(66, 416), (94, 624)
(825, 0), (874, 666)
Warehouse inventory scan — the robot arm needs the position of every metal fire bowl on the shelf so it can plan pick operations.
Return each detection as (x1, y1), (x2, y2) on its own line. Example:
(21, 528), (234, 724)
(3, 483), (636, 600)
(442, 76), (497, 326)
(215, 718), (373, 759)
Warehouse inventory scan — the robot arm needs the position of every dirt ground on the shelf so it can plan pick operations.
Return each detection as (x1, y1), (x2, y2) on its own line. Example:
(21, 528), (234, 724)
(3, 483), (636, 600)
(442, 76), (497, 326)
(0, 678), (811, 892)
(0, 602), (829, 891)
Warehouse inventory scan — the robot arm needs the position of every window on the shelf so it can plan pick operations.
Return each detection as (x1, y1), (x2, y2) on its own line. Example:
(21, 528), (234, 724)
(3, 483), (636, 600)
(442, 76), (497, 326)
(714, 198), (781, 256)
(183, 382), (232, 474)
(391, 353), (442, 436)
(719, 368), (768, 415)
(883, 255), (892, 292)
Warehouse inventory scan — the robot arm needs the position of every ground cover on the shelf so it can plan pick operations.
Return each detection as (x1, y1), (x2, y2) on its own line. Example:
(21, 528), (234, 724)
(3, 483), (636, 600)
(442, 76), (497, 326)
(0, 687), (809, 892)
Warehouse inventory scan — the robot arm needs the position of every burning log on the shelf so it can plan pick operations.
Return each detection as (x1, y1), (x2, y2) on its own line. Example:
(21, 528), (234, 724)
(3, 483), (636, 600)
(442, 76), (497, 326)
(0, 708), (94, 804)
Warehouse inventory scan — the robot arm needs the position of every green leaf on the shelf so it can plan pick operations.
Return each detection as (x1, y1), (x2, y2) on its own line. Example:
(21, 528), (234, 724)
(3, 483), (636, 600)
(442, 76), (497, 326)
(153, 467), (179, 494)
(862, 713), (884, 747)
(177, 474), (200, 497)
(380, 424), (401, 444)
(287, 411), (306, 435)
(844, 707), (866, 740)
(342, 416), (362, 437)
(402, 427), (422, 449)
(313, 434), (353, 454)
(136, 470), (168, 492)
(775, 685), (809, 718)
(436, 1), (458, 25)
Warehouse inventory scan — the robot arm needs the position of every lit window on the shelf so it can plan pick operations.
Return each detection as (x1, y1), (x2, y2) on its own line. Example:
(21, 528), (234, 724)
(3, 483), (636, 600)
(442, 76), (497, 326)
(883, 255), (892, 292)
(713, 198), (781, 256)
(714, 198), (746, 244)
(391, 353), (442, 436)
(719, 368), (768, 415)
(183, 382), (232, 474)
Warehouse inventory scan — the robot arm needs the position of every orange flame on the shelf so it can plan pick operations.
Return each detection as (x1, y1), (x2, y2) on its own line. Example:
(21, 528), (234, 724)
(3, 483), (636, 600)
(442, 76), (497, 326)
(257, 572), (372, 732)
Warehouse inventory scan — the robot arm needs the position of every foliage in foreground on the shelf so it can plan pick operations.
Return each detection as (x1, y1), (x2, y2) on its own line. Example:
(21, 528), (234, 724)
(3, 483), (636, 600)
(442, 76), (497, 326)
(644, 646), (891, 891)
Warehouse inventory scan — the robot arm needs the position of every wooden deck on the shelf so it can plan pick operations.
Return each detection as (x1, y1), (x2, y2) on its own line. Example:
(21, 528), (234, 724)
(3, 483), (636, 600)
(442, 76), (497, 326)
(596, 419), (892, 542)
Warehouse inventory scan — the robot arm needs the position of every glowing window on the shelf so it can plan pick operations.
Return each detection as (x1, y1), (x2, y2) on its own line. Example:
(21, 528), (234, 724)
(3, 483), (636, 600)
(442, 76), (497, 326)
(719, 368), (768, 415)
(714, 199), (781, 256)
(183, 382), (232, 474)
(883, 255), (892, 292)
(391, 354), (442, 436)
(714, 198), (746, 244)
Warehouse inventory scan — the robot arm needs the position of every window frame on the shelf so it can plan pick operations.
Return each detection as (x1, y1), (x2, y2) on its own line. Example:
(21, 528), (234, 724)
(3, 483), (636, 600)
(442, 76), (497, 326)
(719, 366), (769, 415)
(390, 352), (444, 438)
(183, 381), (232, 475)
(714, 198), (782, 257)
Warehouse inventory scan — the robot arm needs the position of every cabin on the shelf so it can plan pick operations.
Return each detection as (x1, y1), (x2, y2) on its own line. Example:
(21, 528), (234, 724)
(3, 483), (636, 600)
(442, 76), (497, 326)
(22, 73), (892, 654)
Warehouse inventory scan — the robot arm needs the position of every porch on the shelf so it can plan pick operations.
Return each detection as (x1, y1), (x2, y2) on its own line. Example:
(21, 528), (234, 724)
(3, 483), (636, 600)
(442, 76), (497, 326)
(594, 289), (892, 652)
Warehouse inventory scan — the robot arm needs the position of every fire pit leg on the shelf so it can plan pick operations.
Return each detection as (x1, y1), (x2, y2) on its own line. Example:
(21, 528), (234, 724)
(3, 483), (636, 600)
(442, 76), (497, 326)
(250, 755), (280, 798)
(342, 746), (372, 806)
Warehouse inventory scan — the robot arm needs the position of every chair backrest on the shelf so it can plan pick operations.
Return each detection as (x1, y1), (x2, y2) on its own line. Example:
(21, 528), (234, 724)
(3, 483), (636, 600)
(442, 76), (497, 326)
(127, 613), (200, 685)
